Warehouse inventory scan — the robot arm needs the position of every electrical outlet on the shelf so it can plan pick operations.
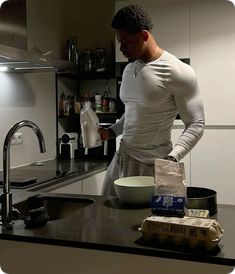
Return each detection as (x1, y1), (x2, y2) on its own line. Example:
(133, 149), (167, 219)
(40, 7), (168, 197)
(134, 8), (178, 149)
(11, 132), (23, 145)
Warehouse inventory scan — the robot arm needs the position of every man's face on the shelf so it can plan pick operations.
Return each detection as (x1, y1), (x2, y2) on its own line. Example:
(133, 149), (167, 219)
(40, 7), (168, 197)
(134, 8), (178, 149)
(115, 30), (144, 62)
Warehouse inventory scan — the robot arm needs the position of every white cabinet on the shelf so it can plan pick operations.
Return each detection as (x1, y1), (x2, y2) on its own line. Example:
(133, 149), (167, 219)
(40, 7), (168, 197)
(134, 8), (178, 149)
(1, 240), (233, 274)
(83, 170), (107, 195)
(172, 126), (235, 205)
(190, 0), (235, 125)
(51, 180), (83, 194)
(115, 0), (190, 62)
(50, 171), (107, 196)
(191, 128), (235, 205)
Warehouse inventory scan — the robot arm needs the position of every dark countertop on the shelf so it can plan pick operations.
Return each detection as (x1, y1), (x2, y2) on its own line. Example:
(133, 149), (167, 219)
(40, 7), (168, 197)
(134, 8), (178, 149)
(0, 158), (109, 193)
(0, 159), (235, 267)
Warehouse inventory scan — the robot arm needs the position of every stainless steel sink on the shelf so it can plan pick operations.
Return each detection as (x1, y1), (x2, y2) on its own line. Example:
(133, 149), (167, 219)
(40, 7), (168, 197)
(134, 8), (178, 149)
(14, 195), (94, 220)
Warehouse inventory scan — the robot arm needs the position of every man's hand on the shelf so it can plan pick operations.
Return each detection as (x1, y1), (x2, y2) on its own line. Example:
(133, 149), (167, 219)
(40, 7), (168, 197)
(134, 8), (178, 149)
(164, 155), (177, 162)
(98, 128), (116, 141)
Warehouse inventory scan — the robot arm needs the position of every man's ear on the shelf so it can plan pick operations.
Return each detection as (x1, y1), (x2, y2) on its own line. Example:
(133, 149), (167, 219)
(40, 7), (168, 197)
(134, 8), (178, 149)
(141, 30), (149, 41)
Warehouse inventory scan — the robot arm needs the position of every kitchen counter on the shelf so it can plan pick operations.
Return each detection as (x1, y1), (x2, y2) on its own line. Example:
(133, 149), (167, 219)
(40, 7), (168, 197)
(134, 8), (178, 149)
(1, 196), (235, 266)
(0, 159), (235, 273)
(0, 158), (109, 195)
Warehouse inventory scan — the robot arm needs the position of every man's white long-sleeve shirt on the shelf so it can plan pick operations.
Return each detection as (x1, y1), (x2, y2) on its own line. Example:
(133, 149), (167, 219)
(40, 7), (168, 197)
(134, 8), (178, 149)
(111, 51), (205, 162)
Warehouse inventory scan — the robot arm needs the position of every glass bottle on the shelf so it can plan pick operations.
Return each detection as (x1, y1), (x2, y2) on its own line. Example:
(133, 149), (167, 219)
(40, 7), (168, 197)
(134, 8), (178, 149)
(102, 91), (109, 112)
(95, 92), (102, 112)
(59, 92), (65, 116)
(81, 50), (94, 72)
(74, 96), (81, 114)
(63, 95), (71, 116)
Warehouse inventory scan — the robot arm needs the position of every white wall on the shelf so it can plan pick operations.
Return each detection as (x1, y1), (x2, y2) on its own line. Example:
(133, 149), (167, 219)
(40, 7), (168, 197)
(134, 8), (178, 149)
(0, 72), (56, 169)
(62, 0), (115, 51)
(0, 0), (116, 170)
(191, 0), (235, 125)
(26, 0), (65, 59)
(0, 0), (66, 170)
(115, 0), (190, 61)
(27, 0), (115, 59)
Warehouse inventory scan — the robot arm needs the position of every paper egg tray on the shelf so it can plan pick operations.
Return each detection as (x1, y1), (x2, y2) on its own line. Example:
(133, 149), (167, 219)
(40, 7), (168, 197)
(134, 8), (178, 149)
(139, 215), (224, 251)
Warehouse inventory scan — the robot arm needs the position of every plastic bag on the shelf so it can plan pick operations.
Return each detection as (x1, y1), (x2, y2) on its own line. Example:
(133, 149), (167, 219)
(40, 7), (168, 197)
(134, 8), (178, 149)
(80, 102), (102, 148)
(151, 159), (186, 216)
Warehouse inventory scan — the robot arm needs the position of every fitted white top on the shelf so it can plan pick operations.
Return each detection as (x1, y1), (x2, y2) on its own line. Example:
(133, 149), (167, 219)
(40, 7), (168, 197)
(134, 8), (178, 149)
(111, 51), (205, 162)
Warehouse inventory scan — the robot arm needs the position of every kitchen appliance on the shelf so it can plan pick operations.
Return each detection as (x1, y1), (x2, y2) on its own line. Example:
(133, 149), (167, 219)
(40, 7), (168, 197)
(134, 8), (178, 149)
(59, 132), (78, 159)
(78, 123), (116, 160)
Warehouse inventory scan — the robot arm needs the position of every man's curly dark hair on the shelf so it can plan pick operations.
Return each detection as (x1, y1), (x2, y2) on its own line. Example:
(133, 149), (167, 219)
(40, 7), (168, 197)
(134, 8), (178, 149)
(111, 5), (153, 33)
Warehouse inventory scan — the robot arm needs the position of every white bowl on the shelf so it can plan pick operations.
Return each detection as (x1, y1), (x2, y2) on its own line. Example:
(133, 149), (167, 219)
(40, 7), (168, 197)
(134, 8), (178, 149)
(114, 176), (155, 204)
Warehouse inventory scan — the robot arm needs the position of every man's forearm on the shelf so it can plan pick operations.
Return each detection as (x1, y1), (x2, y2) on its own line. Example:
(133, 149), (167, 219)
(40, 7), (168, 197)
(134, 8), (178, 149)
(169, 119), (205, 161)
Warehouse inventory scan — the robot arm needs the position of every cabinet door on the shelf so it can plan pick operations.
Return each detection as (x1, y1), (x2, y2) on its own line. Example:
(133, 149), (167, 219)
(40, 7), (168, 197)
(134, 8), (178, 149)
(115, 0), (190, 62)
(83, 171), (107, 195)
(191, 128), (235, 205)
(191, 0), (235, 125)
(171, 127), (191, 185)
(50, 180), (82, 194)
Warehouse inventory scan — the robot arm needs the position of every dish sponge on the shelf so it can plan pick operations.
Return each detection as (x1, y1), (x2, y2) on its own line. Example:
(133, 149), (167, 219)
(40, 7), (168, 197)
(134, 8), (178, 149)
(24, 195), (49, 228)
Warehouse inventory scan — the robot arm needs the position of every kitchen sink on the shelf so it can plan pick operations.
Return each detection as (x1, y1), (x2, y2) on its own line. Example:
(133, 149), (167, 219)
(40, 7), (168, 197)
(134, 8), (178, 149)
(14, 195), (94, 220)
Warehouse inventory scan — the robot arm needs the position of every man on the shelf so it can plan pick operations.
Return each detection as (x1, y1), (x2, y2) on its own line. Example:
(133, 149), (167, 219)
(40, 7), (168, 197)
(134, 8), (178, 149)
(100, 4), (205, 196)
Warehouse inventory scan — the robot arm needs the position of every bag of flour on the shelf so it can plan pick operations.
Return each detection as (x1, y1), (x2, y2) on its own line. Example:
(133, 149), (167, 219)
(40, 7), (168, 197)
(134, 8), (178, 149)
(80, 102), (102, 148)
(151, 159), (186, 216)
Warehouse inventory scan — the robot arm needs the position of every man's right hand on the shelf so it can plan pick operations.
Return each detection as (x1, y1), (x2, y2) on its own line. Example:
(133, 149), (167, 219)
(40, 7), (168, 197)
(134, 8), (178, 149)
(98, 128), (116, 141)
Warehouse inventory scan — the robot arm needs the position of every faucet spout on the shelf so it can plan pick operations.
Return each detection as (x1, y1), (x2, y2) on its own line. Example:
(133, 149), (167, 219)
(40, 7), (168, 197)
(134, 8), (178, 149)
(1, 120), (46, 229)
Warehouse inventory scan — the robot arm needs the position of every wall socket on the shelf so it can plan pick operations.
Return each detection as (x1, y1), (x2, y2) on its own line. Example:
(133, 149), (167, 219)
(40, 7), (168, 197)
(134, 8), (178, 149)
(11, 132), (23, 145)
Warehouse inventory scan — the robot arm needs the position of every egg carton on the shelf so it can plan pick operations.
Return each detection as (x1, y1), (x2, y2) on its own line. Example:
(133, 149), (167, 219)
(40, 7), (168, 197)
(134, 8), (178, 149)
(139, 215), (224, 251)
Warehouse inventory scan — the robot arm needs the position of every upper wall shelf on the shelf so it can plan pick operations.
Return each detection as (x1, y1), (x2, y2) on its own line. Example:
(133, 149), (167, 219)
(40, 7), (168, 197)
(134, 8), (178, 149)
(56, 70), (115, 80)
(78, 70), (115, 80)
(56, 72), (78, 79)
